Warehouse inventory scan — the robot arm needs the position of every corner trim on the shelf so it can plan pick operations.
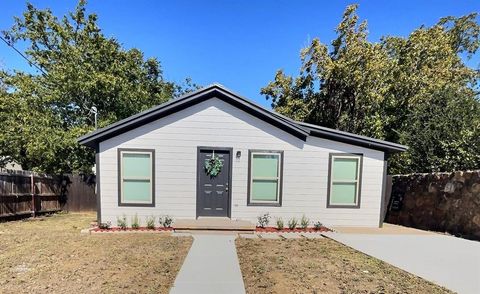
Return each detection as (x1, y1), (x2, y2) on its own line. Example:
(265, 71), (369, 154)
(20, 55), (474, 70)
(117, 148), (156, 207)
(95, 145), (101, 223)
(247, 150), (284, 207)
(379, 152), (389, 227)
(326, 153), (363, 209)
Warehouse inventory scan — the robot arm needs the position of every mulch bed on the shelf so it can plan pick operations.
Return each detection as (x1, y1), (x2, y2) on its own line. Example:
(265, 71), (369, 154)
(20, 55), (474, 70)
(92, 227), (174, 233)
(93, 226), (331, 233)
(255, 226), (331, 233)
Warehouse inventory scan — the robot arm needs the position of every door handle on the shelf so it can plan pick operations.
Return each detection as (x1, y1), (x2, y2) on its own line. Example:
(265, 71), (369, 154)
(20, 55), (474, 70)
(225, 183), (229, 192)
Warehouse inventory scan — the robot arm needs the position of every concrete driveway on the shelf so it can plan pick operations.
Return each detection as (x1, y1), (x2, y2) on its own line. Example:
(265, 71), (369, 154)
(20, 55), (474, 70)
(324, 225), (480, 294)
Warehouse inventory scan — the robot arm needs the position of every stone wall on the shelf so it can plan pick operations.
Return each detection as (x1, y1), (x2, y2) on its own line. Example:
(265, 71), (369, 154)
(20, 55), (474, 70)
(385, 170), (480, 240)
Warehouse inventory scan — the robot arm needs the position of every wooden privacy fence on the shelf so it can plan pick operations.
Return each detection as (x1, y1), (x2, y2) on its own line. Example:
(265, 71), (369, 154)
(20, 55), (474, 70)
(0, 169), (96, 218)
(63, 174), (96, 212)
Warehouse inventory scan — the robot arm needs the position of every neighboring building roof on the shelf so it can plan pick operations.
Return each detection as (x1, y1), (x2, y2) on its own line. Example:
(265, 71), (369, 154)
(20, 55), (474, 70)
(78, 84), (407, 153)
(1, 158), (23, 171)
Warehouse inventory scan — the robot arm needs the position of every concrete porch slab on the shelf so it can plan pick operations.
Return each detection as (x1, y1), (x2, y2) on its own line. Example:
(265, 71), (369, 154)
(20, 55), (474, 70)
(174, 218), (255, 231)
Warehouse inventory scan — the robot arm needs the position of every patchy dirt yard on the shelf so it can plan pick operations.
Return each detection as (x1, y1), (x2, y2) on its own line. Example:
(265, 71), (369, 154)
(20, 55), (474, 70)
(0, 212), (192, 293)
(236, 238), (452, 294)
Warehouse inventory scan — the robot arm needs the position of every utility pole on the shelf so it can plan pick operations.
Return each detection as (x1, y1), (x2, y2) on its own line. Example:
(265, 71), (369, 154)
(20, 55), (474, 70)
(90, 106), (98, 129)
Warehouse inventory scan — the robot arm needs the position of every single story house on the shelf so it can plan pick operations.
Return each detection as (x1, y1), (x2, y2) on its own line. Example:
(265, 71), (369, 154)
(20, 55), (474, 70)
(78, 84), (407, 228)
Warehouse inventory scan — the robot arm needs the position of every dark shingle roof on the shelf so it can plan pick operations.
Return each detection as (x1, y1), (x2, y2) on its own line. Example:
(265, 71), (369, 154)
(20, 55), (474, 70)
(78, 84), (407, 153)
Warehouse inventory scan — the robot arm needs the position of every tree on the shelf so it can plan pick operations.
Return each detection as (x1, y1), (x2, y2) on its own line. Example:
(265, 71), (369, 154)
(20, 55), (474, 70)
(0, 1), (195, 174)
(396, 88), (480, 172)
(262, 4), (480, 173)
(262, 5), (394, 139)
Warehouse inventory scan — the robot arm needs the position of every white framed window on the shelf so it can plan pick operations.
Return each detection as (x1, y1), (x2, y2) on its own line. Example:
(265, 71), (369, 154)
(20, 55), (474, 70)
(118, 149), (155, 207)
(248, 150), (283, 206)
(327, 153), (362, 208)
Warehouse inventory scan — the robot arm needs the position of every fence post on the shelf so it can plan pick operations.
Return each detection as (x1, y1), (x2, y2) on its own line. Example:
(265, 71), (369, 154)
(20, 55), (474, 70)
(31, 173), (35, 217)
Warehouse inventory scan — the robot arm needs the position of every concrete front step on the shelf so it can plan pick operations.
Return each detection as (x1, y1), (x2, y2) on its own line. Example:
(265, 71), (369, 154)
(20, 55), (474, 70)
(174, 217), (256, 232)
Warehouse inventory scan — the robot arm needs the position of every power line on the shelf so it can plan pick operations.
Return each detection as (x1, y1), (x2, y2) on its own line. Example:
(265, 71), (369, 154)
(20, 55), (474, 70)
(0, 34), (99, 125)
(0, 35), (47, 75)
(0, 34), (100, 127)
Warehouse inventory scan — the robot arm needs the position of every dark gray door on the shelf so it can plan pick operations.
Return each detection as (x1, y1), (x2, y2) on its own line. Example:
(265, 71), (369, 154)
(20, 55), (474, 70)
(197, 148), (231, 217)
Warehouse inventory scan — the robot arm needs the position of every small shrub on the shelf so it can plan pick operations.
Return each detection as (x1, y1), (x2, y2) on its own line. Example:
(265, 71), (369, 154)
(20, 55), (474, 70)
(162, 215), (173, 228)
(131, 214), (140, 229)
(117, 214), (127, 230)
(98, 221), (111, 230)
(300, 214), (309, 229)
(146, 216), (156, 229)
(313, 221), (323, 230)
(257, 213), (271, 228)
(276, 217), (284, 230)
(288, 217), (298, 230)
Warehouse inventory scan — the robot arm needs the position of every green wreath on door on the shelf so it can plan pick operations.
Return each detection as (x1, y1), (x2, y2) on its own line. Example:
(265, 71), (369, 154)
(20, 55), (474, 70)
(204, 151), (223, 177)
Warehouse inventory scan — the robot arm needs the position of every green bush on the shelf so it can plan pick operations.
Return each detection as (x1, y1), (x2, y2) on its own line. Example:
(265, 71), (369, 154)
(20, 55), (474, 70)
(131, 214), (140, 229)
(117, 214), (127, 230)
(257, 213), (271, 228)
(288, 217), (298, 230)
(300, 215), (309, 229)
(161, 215), (173, 228)
(146, 216), (156, 229)
(98, 221), (111, 230)
(276, 217), (284, 230)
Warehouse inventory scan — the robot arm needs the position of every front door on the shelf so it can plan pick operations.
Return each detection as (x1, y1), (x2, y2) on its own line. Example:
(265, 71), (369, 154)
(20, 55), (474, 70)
(197, 148), (231, 217)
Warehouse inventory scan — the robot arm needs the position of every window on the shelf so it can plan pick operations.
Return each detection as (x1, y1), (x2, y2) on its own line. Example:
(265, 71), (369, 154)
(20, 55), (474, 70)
(118, 149), (155, 207)
(248, 151), (283, 206)
(327, 154), (362, 208)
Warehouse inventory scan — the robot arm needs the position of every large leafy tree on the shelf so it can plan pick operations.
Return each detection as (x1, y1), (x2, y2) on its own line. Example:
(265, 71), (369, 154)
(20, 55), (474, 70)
(0, 1), (194, 174)
(262, 5), (480, 173)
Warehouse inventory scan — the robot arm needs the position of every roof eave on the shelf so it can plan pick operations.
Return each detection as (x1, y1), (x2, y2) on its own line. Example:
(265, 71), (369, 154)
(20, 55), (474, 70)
(78, 85), (309, 148)
(307, 129), (408, 153)
(77, 84), (407, 154)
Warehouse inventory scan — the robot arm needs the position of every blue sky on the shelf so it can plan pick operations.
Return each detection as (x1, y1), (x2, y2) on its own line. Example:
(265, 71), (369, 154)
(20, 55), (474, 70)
(1, 0), (479, 108)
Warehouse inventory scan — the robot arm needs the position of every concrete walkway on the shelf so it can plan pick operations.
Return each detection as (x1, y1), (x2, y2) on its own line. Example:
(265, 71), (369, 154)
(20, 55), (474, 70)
(170, 234), (245, 294)
(324, 231), (480, 294)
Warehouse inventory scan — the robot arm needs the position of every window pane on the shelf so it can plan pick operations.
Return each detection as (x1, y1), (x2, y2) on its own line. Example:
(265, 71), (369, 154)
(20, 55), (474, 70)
(252, 179), (278, 201)
(331, 182), (357, 205)
(332, 158), (358, 181)
(123, 153), (151, 178)
(252, 154), (279, 178)
(123, 179), (151, 202)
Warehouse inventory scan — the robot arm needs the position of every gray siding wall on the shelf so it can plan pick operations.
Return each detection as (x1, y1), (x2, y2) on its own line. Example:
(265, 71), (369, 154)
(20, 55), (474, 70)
(99, 98), (385, 227)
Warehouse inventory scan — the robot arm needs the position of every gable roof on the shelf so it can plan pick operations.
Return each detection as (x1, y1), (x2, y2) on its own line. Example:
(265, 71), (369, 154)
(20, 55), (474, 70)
(78, 84), (407, 153)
